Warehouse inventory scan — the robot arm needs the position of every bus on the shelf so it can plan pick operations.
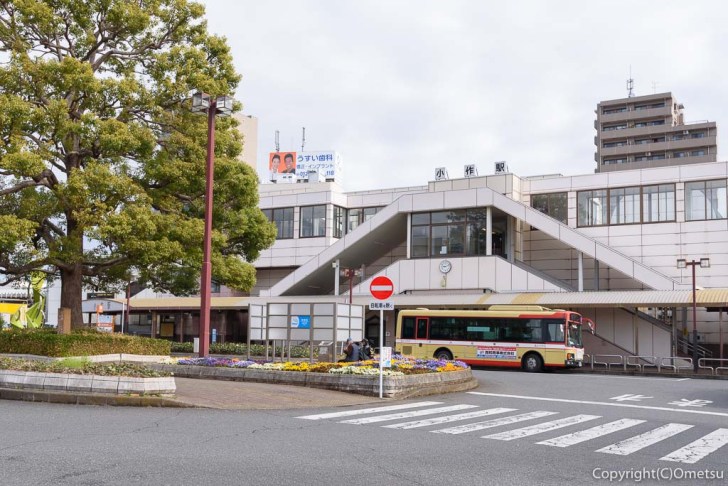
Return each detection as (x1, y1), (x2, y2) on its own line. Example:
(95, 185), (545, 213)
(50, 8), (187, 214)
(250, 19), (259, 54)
(395, 305), (592, 372)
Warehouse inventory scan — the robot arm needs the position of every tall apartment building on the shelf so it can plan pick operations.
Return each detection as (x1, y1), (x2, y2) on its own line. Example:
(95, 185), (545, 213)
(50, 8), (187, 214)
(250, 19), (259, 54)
(233, 112), (259, 170)
(595, 92), (717, 172)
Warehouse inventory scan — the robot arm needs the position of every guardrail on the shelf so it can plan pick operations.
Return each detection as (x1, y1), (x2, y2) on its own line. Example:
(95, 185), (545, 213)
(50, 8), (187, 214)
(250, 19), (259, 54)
(585, 354), (702, 374)
(698, 358), (728, 375)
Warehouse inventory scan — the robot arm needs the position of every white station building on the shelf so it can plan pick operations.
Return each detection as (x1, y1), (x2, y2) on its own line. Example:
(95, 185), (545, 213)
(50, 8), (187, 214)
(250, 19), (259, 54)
(254, 159), (728, 361)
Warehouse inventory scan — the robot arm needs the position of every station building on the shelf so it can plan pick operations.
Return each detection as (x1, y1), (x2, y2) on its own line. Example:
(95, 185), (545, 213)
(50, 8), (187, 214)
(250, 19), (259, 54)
(249, 159), (728, 361)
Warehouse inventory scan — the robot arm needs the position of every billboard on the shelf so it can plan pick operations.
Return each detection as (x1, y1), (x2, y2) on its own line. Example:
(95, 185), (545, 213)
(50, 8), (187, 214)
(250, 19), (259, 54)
(295, 151), (340, 181)
(269, 152), (297, 175)
(269, 151), (341, 183)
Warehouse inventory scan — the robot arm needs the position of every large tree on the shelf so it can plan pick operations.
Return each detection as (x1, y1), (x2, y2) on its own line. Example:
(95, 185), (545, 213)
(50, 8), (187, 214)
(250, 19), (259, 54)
(0, 0), (276, 326)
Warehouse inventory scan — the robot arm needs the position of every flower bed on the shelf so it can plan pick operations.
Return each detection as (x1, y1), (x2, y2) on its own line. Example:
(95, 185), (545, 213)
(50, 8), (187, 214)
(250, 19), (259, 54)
(175, 354), (469, 377)
(0, 357), (171, 378)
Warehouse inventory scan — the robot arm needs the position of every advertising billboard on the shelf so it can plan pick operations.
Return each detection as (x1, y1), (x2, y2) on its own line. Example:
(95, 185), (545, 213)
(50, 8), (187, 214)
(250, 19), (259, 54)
(269, 151), (342, 183)
(269, 152), (297, 174)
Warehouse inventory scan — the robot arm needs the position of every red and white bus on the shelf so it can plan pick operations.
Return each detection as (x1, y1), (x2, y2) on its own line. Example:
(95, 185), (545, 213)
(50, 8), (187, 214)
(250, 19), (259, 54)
(395, 305), (592, 372)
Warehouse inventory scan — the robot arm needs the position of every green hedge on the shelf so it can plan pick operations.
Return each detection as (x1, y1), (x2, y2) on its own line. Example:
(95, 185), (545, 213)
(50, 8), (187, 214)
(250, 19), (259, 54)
(0, 329), (171, 357)
(170, 341), (316, 358)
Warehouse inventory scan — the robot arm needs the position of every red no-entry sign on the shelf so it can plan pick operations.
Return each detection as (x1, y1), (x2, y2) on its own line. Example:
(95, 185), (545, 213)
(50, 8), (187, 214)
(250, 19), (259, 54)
(370, 276), (394, 300)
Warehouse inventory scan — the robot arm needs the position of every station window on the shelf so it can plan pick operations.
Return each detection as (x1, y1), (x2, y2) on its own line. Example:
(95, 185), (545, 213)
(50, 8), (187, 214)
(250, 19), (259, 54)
(685, 179), (727, 221)
(300, 205), (326, 238)
(262, 207), (294, 239)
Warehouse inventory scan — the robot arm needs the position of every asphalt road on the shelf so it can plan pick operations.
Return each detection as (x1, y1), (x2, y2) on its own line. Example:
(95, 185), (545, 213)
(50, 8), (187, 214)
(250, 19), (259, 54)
(1, 370), (726, 486)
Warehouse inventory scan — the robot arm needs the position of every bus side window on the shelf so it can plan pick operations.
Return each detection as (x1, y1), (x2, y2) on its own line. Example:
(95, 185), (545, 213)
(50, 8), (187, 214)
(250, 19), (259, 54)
(416, 318), (428, 339)
(402, 317), (416, 339)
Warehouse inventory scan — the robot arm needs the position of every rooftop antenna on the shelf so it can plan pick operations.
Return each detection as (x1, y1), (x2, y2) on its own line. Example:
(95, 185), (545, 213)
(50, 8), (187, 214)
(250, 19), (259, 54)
(274, 130), (280, 152)
(301, 127), (306, 152)
(626, 66), (634, 98)
(651, 81), (659, 94)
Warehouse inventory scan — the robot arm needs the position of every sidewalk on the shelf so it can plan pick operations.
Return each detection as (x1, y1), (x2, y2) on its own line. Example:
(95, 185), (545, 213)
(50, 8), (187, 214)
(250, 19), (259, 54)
(171, 377), (381, 410)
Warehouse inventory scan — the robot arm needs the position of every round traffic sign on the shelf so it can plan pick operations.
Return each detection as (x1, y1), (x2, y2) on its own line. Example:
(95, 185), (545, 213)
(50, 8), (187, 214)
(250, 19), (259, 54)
(370, 276), (394, 300)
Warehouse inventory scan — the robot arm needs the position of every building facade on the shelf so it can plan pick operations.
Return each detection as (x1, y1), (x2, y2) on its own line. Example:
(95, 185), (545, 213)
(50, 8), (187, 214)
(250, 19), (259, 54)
(595, 92), (717, 173)
(255, 161), (728, 359)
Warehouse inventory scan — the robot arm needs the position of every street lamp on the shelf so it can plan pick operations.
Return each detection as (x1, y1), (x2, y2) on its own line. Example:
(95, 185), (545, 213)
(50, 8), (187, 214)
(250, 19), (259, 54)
(191, 92), (233, 357)
(677, 257), (710, 372)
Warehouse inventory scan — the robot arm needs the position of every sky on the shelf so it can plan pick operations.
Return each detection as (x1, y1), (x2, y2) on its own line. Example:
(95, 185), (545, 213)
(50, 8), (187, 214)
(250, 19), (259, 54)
(200, 0), (728, 192)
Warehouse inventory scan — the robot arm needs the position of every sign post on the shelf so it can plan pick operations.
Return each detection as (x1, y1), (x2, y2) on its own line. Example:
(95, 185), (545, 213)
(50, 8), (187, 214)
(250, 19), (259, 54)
(369, 276), (394, 399)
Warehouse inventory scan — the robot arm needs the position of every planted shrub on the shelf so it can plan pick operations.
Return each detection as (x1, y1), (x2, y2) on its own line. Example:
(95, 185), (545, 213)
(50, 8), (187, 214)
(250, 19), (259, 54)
(170, 341), (315, 358)
(0, 328), (171, 357)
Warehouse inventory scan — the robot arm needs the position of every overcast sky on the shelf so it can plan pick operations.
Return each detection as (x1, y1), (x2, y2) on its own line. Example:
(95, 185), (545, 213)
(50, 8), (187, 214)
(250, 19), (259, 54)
(200, 0), (728, 192)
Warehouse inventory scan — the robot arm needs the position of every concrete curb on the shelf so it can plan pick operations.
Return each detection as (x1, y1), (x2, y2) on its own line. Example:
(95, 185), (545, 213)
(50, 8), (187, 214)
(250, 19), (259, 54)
(0, 370), (176, 394)
(153, 364), (478, 398)
(0, 387), (190, 407)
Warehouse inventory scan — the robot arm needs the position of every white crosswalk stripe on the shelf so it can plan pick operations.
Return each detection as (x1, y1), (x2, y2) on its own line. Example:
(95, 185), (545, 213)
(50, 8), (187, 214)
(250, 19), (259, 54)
(383, 407), (517, 430)
(660, 428), (728, 464)
(297, 402), (727, 465)
(431, 411), (557, 435)
(296, 401), (442, 420)
(483, 414), (601, 441)
(340, 404), (477, 425)
(537, 419), (646, 448)
(596, 423), (694, 456)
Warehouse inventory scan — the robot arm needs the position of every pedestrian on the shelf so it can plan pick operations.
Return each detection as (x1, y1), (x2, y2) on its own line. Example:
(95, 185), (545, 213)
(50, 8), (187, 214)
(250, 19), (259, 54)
(342, 337), (360, 362)
(359, 338), (373, 360)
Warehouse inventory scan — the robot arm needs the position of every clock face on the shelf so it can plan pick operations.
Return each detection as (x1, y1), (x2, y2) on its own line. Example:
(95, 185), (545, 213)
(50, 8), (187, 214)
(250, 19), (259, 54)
(439, 260), (452, 274)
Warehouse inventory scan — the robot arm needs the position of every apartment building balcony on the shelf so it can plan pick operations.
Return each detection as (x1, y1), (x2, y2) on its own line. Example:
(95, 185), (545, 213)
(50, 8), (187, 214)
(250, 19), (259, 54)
(598, 154), (717, 172)
(599, 136), (717, 157)
(598, 105), (672, 124)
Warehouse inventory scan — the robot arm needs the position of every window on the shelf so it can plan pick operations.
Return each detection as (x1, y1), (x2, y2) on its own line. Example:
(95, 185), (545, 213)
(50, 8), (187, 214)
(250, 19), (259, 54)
(674, 151), (688, 158)
(602, 107), (627, 114)
(300, 205), (326, 237)
(211, 281), (221, 293)
(690, 132), (706, 139)
(642, 184), (675, 222)
(577, 190), (607, 227)
(346, 207), (383, 233)
(333, 206), (345, 238)
(691, 150), (706, 157)
(685, 179), (727, 221)
(603, 158), (627, 165)
(411, 209), (493, 258)
(603, 141), (627, 148)
(609, 186), (640, 224)
(602, 124), (627, 131)
(262, 207), (294, 239)
(531, 193), (567, 224)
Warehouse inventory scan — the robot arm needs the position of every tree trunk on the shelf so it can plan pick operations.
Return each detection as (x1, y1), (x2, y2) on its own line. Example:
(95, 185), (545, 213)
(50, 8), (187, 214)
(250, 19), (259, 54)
(61, 264), (84, 328)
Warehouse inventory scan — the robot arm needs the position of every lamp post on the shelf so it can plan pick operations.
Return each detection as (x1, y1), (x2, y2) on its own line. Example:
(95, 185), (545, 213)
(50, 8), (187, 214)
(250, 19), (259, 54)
(677, 257), (710, 372)
(191, 92), (233, 357)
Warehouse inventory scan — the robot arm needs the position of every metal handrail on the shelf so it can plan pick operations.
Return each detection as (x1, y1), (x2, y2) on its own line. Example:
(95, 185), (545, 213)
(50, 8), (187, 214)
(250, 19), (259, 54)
(698, 358), (728, 375)
(625, 355), (659, 372)
(660, 357), (693, 372)
(592, 354), (624, 370)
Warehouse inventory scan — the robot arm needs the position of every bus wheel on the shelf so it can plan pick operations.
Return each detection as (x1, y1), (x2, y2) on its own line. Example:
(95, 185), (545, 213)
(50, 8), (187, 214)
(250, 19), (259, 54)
(435, 349), (453, 361)
(522, 353), (543, 372)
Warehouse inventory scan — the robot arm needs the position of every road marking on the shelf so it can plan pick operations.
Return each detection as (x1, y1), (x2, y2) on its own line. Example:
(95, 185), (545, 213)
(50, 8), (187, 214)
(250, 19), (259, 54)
(296, 401), (442, 420)
(483, 414), (601, 441)
(537, 419), (646, 447)
(660, 428), (728, 464)
(467, 392), (728, 418)
(383, 407), (517, 430)
(596, 423), (693, 456)
(610, 394), (652, 402)
(340, 404), (477, 425)
(432, 411), (557, 435)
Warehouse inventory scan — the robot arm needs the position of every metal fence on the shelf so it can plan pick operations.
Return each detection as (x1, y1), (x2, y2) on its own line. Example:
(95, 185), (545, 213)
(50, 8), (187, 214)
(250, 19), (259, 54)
(584, 354), (728, 375)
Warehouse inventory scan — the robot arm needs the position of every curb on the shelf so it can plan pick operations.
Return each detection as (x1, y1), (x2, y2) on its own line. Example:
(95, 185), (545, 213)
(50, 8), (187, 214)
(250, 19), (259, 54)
(154, 364), (479, 398)
(0, 387), (193, 407)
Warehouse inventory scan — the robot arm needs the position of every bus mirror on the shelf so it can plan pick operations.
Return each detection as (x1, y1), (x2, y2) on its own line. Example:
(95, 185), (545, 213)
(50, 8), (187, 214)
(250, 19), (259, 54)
(585, 319), (596, 335)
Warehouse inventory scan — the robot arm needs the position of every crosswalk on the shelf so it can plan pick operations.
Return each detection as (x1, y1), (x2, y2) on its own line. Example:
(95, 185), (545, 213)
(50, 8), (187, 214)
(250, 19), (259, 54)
(297, 401), (728, 465)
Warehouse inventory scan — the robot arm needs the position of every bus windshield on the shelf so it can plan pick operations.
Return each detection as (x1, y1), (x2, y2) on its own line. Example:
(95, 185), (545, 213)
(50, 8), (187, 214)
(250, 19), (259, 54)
(567, 322), (582, 347)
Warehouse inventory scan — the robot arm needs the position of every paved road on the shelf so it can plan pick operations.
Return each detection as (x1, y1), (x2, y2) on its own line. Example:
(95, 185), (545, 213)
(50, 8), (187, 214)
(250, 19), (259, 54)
(1, 370), (726, 485)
